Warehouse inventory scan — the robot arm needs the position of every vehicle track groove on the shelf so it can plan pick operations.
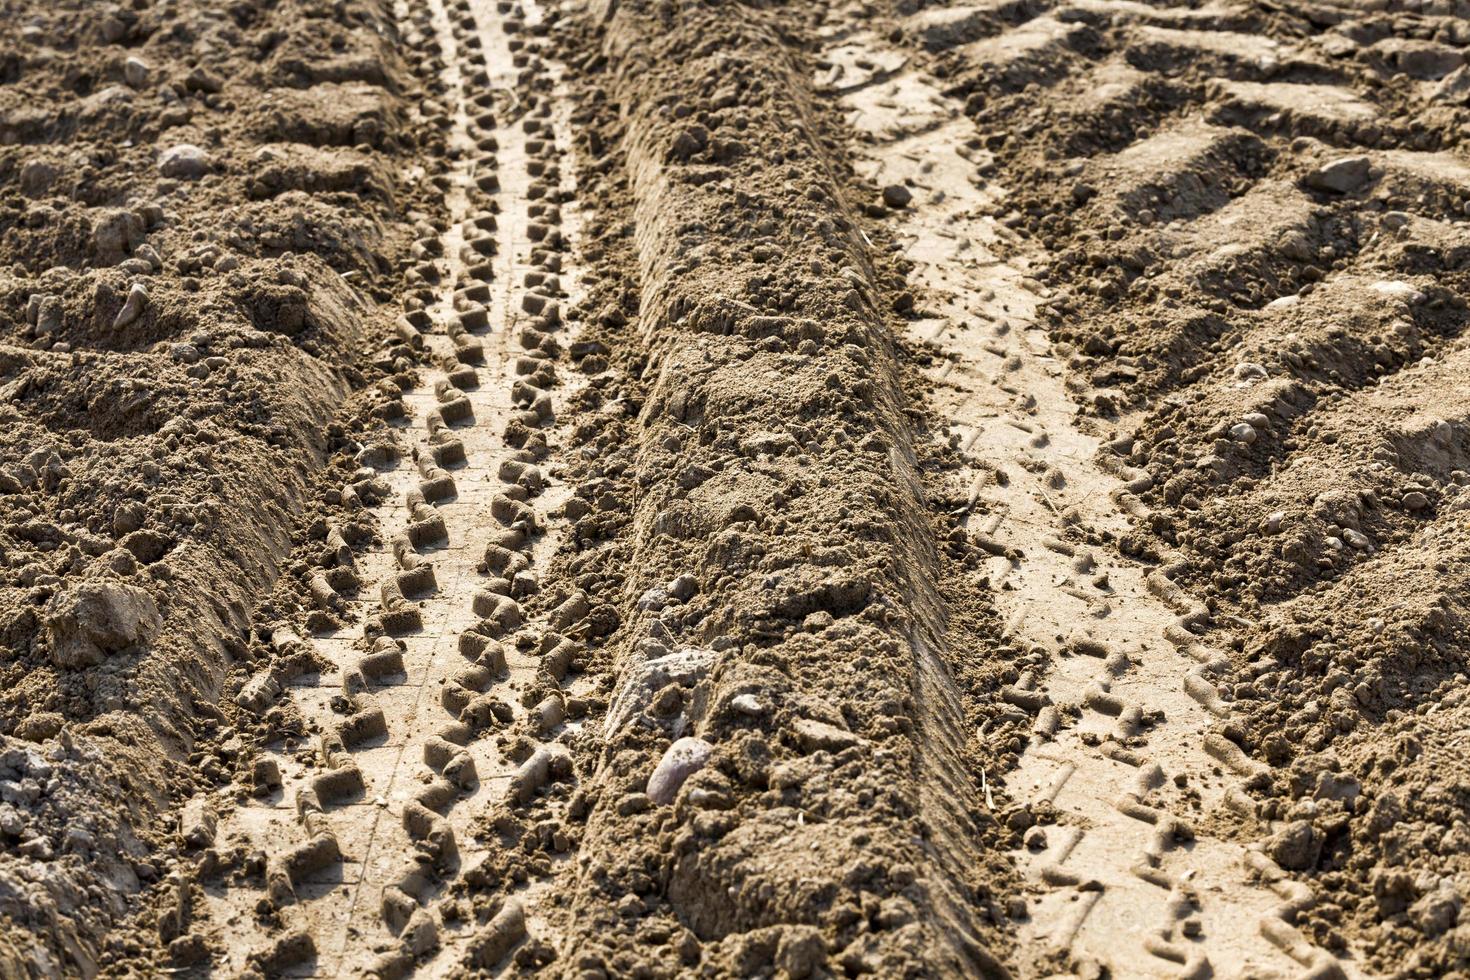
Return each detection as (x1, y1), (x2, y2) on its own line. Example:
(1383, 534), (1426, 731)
(827, 17), (1359, 977)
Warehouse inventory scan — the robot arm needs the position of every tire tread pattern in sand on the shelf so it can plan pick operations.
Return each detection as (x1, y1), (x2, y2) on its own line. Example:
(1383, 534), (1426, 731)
(197, 0), (587, 972)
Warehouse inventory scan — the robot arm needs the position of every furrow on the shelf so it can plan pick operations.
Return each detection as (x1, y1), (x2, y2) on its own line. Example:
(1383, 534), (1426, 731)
(192, 0), (589, 972)
(827, 24), (1358, 979)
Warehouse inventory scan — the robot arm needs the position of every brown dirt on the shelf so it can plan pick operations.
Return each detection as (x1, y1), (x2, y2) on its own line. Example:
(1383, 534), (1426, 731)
(1, 0), (1466, 976)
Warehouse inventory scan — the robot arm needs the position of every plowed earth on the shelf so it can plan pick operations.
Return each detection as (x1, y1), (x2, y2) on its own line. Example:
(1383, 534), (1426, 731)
(0, 0), (1466, 977)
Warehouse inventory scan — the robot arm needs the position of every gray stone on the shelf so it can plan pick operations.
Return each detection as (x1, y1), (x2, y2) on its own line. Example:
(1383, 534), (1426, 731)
(123, 56), (150, 89)
(729, 692), (765, 717)
(646, 737), (712, 805)
(667, 574), (697, 602)
(1229, 422), (1258, 445)
(1307, 156), (1372, 194)
(112, 283), (148, 329)
(34, 295), (62, 336)
(158, 144), (211, 180)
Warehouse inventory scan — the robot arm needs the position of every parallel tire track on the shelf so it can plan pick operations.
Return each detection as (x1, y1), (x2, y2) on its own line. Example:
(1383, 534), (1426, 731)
(828, 12), (1360, 977)
(196, 0), (587, 972)
(893, 0), (1470, 975)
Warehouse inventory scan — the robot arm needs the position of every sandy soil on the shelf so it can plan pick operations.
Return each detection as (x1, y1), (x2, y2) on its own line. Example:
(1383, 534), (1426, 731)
(0, 0), (1466, 977)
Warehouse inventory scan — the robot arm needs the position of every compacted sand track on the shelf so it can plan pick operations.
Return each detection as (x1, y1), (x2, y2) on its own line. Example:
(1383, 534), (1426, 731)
(194, 0), (596, 975)
(1, 0), (1467, 976)
(195, 0), (593, 973)
(824, 20), (1363, 977)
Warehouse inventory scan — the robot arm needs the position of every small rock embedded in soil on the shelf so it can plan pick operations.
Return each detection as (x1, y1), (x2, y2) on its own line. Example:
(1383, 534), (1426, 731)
(730, 692), (765, 717)
(667, 573), (698, 602)
(647, 737), (713, 805)
(882, 184), (913, 209)
(113, 283), (149, 328)
(1306, 155), (1371, 194)
(158, 144), (211, 180)
(28, 293), (62, 336)
(123, 56), (150, 89)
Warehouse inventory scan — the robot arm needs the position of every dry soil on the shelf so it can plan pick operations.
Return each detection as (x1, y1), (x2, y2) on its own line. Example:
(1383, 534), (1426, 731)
(1, 0), (1467, 977)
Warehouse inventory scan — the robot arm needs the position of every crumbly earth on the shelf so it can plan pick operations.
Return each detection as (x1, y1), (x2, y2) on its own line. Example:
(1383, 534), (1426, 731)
(0, 0), (1466, 976)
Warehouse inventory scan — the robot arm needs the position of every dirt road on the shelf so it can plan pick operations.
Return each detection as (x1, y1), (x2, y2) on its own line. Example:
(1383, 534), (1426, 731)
(1, 0), (1466, 976)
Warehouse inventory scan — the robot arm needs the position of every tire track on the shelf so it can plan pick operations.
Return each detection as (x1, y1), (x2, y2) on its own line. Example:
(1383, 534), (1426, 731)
(823, 20), (1359, 979)
(896, 0), (1470, 971)
(196, 0), (587, 972)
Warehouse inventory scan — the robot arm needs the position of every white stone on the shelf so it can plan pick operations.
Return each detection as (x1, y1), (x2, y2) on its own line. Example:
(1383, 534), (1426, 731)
(647, 737), (712, 805)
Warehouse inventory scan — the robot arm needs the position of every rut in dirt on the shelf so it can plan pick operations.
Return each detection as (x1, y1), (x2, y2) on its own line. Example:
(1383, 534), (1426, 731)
(192, 0), (594, 974)
(884, 0), (1470, 975)
(822, 16), (1354, 980)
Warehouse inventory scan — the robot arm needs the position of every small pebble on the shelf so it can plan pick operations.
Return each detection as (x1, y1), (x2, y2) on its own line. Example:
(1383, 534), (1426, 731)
(158, 144), (211, 180)
(646, 737), (713, 805)
(1229, 422), (1257, 445)
(730, 693), (765, 717)
(112, 283), (148, 328)
(667, 574), (697, 602)
(1306, 155), (1371, 194)
(882, 184), (912, 209)
(124, 56), (150, 89)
